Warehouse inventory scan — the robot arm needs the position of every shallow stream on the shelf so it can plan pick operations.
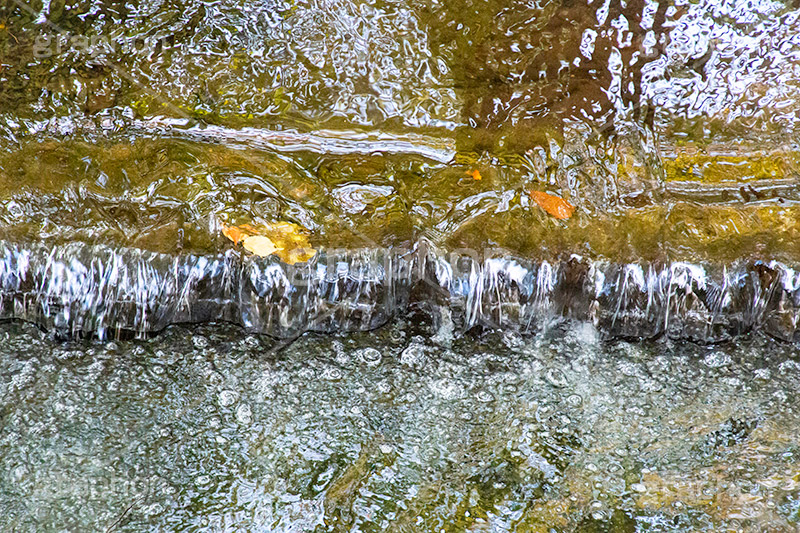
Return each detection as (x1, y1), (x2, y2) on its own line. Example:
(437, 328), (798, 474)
(2, 0), (800, 530)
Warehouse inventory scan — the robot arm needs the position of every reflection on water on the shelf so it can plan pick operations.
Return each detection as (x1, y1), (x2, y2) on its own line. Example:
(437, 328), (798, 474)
(1, 0), (800, 255)
(2, 0), (800, 530)
(1, 322), (800, 531)
(4, 0), (800, 133)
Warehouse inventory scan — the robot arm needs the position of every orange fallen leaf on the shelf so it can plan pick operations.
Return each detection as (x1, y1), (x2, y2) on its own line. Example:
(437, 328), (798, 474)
(221, 225), (245, 245)
(465, 169), (482, 180)
(529, 190), (575, 220)
(222, 224), (259, 245)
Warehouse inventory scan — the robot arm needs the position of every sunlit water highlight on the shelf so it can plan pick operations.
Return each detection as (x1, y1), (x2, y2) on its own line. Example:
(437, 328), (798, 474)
(3, 0), (800, 529)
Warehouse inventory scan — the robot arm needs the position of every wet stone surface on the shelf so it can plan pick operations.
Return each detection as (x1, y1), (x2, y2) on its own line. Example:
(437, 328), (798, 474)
(1, 321), (800, 531)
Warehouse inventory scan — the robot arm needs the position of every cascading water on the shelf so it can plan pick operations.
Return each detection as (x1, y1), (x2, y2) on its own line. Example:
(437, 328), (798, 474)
(4, 0), (800, 529)
(1, 239), (798, 343)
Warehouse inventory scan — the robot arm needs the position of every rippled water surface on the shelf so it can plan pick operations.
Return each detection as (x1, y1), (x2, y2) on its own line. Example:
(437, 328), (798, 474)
(2, 0), (800, 258)
(3, 0), (800, 530)
(2, 322), (800, 531)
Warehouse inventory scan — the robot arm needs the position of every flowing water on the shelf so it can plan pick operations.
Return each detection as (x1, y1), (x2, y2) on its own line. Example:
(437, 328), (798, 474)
(2, 0), (800, 530)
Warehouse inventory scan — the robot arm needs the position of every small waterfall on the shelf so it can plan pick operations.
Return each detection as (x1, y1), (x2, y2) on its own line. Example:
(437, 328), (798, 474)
(0, 239), (797, 342)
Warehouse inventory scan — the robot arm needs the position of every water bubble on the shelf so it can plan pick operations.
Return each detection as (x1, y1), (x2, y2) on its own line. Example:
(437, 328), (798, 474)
(56, 350), (82, 361)
(194, 474), (211, 487)
(87, 361), (105, 380)
(322, 367), (342, 381)
(544, 368), (568, 388)
(206, 371), (224, 387)
(236, 403), (253, 425)
(357, 348), (382, 366)
(399, 392), (417, 403)
(333, 341), (348, 364)
(144, 503), (164, 516)
(218, 390), (238, 407)
(502, 331), (524, 350)
(476, 390), (495, 403)
(703, 351), (732, 368)
(241, 336), (259, 349)
(618, 361), (638, 377)
(153, 349), (177, 365)
(754, 368), (771, 380)
(400, 344), (426, 368)
(193, 337), (209, 349)
(389, 328), (405, 344)
(566, 394), (583, 407)
(430, 379), (463, 400)
(727, 378), (748, 393)
(779, 360), (800, 374)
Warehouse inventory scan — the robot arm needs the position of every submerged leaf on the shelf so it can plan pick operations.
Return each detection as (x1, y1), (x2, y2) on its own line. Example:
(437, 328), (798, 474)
(529, 190), (575, 220)
(221, 225), (246, 245)
(242, 235), (281, 257)
(466, 169), (482, 181)
(222, 221), (317, 264)
(260, 222), (316, 264)
(283, 247), (318, 265)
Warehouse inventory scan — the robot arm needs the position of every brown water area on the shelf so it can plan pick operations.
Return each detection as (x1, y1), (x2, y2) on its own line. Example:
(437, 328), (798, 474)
(1, 0), (799, 261)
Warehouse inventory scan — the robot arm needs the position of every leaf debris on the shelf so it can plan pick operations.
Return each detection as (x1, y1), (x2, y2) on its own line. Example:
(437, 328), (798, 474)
(466, 169), (482, 181)
(529, 190), (575, 220)
(222, 221), (317, 264)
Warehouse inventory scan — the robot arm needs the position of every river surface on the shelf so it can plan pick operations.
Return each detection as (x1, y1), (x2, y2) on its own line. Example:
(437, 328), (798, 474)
(3, 321), (800, 531)
(2, 0), (800, 530)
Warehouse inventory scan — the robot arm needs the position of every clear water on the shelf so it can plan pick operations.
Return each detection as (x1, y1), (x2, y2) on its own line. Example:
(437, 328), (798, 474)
(2, 0), (800, 530)
(1, 0), (800, 259)
(2, 322), (800, 531)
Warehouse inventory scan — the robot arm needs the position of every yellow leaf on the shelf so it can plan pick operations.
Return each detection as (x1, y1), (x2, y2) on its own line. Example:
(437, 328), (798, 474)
(261, 222), (316, 264)
(529, 190), (575, 220)
(222, 221), (317, 263)
(242, 235), (281, 257)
